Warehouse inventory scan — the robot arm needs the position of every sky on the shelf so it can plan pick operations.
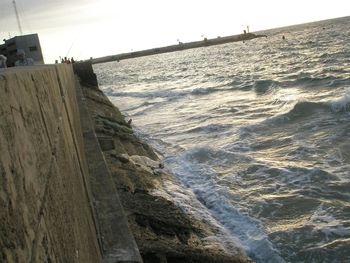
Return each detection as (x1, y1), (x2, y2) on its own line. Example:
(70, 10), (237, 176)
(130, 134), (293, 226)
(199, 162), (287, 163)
(0, 0), (349, 63)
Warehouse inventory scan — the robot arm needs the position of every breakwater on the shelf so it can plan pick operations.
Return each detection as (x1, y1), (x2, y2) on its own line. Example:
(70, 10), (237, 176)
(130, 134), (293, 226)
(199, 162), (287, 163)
(93, 33), (266, 64)
(0, 62), (251, 262)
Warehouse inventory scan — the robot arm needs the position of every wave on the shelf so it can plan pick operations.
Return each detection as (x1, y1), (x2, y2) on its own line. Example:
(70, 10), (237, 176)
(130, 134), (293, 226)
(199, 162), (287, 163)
(164, 146), (285, 262)
(282, 74), (350, 89)
(265, 95), (350, 126)
(184, 146), (254, 166)
(288, 101), (329, 116)
(229, 79), (281, 93)
(191, 86), (220, 95)
(152, 179), (248, 257)
(237, 89), (350, 135)
(104, 84), (227, 99)
(250, 101), (330, 127)
(163, 144), (348, 262)
(330, 87), (350, 112)
(253, 79), (280, 94)
(298, 76), (350, 88)
(123, 100), (159, 112)
(104, 88), (188, 99)
(185, 123), (232, 134)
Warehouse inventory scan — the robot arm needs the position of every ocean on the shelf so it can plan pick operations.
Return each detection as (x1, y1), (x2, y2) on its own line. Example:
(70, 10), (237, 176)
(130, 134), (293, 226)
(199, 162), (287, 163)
(94, 16), (350, 263)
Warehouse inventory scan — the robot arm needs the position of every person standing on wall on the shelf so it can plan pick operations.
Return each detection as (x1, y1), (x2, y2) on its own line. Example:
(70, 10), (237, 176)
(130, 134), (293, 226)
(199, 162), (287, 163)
(0, 54), (7, 69)
(15, 49), (34, 66)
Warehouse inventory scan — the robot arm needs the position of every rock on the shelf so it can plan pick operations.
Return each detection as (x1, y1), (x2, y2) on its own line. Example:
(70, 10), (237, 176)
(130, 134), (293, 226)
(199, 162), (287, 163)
(97, 136), (115, 151)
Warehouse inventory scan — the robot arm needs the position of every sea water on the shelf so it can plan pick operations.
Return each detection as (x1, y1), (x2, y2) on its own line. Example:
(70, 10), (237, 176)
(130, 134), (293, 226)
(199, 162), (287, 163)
(94, 16), (350, 263)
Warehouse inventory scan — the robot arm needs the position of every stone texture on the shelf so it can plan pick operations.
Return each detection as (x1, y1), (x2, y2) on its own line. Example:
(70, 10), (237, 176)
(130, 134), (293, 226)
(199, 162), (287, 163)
(0, 65), (101, 263)
(97, 136), (115, 151)
(75, 77), (142, 263)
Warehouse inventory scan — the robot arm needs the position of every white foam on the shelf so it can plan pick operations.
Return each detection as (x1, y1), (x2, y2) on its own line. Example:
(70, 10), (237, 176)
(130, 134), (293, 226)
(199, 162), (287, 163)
(330, 87), (350, 112)
(151, 179), (247, 257)
(307, 204), (350, 238)
(162, 147), (286, 262)
(103, 87), (188, 99)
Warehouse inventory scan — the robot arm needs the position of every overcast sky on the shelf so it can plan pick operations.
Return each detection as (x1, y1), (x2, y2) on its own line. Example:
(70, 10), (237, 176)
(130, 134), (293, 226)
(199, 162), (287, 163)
(0, 0), (349, 63)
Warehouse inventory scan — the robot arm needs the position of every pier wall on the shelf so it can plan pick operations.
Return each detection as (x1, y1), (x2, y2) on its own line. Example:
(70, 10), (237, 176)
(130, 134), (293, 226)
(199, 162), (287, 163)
(0, 64), (140, 263)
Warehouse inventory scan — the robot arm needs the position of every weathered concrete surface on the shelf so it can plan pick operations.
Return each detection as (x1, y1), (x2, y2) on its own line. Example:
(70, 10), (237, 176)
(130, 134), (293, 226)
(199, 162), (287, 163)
(75, 62), (253, 263)
(0, 65), (102, 262)
(75, 66), (142, 263)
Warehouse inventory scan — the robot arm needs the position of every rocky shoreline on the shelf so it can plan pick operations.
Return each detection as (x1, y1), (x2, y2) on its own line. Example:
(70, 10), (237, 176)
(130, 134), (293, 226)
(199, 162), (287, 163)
(77, 65), (253, 263)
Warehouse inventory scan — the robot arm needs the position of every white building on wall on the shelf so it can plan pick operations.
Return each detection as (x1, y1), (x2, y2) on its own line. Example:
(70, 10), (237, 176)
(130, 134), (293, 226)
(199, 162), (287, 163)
(0, 34), (44, 67)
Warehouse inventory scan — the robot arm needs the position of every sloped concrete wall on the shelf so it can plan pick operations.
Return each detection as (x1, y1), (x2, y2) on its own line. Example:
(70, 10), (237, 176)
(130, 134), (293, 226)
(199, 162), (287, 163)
(0, 65), (102, 263)
(74, 62), (142, 263)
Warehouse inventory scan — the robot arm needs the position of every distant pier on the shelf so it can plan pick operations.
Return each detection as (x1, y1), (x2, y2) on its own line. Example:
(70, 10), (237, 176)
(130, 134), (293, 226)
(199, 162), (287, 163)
(92, 32), (267, 64)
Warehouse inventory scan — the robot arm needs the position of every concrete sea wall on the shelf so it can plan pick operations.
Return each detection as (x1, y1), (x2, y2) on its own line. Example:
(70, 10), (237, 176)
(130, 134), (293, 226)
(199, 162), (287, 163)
(0, 64), (141, 263)
(0, 65), (102, 262)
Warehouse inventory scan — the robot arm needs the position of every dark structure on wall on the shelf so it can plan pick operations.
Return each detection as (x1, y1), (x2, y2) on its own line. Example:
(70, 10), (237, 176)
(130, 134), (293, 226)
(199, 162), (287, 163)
(0, 33), (44, 66)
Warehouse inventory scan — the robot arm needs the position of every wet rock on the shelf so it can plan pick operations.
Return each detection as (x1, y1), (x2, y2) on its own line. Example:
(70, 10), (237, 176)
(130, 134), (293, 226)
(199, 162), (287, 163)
(97, 136), (115, 151)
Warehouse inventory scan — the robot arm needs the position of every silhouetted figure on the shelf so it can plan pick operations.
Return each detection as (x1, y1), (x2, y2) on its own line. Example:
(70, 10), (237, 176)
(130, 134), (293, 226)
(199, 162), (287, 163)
(71, 57), (75, 63)
(61, 58), (64, 63)
(282, 35), (286, 40)
(0, 54), (7, 69)
(15, 49), (34, 66)
(55, 60), (58, 64)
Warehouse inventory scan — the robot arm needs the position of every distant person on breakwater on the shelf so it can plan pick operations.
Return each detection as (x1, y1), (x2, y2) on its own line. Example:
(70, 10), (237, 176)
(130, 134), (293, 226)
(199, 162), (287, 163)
(63, 57), (72, 64)
(15, 49), (34, 66)
(0, 54), (7, 69)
